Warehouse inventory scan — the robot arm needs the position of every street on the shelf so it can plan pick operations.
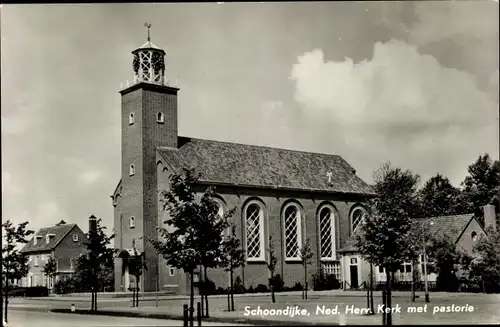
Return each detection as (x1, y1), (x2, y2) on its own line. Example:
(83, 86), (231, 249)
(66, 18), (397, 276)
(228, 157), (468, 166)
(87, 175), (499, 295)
(6, 310), (252, 327)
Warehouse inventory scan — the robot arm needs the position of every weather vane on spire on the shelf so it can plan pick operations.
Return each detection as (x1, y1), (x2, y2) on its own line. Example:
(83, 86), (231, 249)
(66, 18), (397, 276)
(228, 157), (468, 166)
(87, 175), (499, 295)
(144, 22), (152, 42)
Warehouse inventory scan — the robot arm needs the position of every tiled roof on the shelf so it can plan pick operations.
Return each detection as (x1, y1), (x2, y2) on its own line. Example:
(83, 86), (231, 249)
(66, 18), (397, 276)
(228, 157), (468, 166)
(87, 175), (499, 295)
(157, 137), (375, 196)
(337, 214), (475, 253)
(21, 223), (77, 253)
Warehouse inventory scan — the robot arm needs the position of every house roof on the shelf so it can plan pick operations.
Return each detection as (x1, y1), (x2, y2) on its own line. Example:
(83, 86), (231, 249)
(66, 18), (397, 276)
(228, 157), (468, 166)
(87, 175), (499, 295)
(157, 137), (375, 196)
(21, 223), (77, 254)
(337, 213), (476, 253)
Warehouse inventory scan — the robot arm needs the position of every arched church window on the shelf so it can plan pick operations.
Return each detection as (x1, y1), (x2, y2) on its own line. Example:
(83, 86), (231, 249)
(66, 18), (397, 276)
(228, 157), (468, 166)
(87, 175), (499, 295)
(318, 205), (336, 260)
(283, 203), (302, 260)
(157, 111), (164, 123)
(351, 207), (366, 233)
(129, 113), (135, 125)
(245, 201), (265, 261)
(472, 231), (477, 241)
(129, 164), (135, 176)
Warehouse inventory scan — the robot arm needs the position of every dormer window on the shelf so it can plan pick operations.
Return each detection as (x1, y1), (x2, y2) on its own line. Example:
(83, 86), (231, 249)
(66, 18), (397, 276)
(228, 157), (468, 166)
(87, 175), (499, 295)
(46, 234), (55, 244)
(34, 235), (42, 245)
(129, 113), (135, 125)
(129, 164), (135, 176)
(157, 112), (164, 123)
(130, 217), (136, 228)
(73, 234), (79, 242)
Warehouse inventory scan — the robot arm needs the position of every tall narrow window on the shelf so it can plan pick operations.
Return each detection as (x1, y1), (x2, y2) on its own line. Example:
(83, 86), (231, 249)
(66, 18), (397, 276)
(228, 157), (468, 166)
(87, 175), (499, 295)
(351, 207), (366, 233)
(129, 164), (135, 176)
(129, 113), (135, 125)
(471, 231), (477, 241)
(72, 234), (78, 242)
(130, 216), (136, 228)
(283, 203), (302, 260)
(157, 111), (164, 123)
(318, 205), (336, 260)
(245, 201), (265, 261)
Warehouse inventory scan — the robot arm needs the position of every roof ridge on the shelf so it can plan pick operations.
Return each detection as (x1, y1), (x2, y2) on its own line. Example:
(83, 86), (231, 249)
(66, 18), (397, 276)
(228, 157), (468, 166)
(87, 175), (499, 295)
(424, 213), (474, 220)
(174, 136), (343, 158)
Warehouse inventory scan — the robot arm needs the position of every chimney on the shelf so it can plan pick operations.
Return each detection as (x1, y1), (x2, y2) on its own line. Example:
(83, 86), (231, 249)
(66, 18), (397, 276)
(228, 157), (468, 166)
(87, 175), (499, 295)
(483, 204), (497, 232)
(89, 214), (98, 234)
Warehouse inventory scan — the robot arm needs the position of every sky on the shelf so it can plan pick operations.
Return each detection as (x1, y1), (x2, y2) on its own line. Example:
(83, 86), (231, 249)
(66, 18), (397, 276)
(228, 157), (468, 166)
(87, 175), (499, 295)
(1, 2), (499, 234)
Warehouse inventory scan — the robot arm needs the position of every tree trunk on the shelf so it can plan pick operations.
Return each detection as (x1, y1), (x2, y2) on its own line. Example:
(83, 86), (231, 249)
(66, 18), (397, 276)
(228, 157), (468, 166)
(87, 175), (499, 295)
(4, 277), (9, 323)
(91, 287), (95, 311)
(270, 272), (276, 303)
(230, 269), (234, 312)
(304, 265), (308, 300)
(136, 275), (140, 307)
(190, 271), (194, 327)
(410, 261), (415, 302)
(204, 266), (209, 318)
(95, 287), (98, 312)
(370, 263), (374, 315)
(386, 270), (392, 326)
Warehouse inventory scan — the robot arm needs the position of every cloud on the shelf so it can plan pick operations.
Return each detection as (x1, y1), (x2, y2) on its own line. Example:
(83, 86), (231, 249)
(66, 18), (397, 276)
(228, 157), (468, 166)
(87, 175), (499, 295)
(289, 40), (497, 185)
(1, 171), (24, 196)
(1, 117), (26, 135)
(78, 170), (101, 186)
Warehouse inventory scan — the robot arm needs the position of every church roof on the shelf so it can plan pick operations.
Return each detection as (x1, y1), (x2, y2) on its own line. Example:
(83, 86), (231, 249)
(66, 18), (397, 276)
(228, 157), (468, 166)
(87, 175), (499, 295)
(157, 136), (375, 196)
(337, 213), (477, 253)
(21, 223), (79, 254)
(132, 41), (165, 54)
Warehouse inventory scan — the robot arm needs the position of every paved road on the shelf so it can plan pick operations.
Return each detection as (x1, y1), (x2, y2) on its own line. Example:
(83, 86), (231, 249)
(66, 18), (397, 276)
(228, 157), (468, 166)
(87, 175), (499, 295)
(5, 310), (252, 327)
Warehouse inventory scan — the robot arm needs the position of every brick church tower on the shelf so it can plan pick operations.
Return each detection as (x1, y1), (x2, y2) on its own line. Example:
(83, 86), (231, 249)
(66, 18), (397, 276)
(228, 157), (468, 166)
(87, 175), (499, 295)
(113, 26), (179, 292)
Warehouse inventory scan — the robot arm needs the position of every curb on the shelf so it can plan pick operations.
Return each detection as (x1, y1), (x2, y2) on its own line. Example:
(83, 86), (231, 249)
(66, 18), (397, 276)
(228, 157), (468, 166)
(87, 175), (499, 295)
(50, 308), (334, 326)
(8, 306), (52, 313)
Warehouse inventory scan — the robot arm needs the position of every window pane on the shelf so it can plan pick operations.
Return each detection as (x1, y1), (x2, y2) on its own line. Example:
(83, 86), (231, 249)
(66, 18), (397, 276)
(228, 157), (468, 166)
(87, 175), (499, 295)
(319, 208), (333, 259)
(284, 206), (299, 258)
(246, 204), (261, 259)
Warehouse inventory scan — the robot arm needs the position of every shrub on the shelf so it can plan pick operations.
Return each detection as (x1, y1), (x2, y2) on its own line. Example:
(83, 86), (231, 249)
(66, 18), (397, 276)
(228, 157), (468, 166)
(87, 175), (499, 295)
(247, 285), (255, 293)
(233, 276), (245, 294)
(255, 284), (269, 293)
(54, 278), (75, 295)
(216, 286), (226, 295)
(312, 272), (340, 291)
(269, 274), (285, 292)
(287, 282), (303, 292)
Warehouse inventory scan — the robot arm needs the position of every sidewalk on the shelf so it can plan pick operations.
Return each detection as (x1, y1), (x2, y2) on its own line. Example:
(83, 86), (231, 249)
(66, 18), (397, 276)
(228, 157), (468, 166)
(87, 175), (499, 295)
(25, 289), (492, 302)
(48, 291), (500, 325)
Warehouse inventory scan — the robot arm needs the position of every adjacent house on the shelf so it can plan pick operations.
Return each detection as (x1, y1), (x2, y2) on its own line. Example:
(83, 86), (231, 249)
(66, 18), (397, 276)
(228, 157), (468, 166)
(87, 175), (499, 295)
(338, 204), (497, 290)
(20, 220), (88, 288)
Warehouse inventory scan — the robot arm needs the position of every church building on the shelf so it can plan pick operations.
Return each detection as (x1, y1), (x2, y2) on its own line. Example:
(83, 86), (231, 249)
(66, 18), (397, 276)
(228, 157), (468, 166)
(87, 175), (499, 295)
(111, 33), (375, 294)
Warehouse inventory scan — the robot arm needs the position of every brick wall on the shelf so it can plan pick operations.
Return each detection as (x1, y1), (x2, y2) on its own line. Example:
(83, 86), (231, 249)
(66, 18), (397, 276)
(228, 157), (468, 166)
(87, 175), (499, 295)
(115, 83), (179, 292)
(456, 218), (487, 253)
(53, 225), (88, 271)
(155, 162), (369, 294)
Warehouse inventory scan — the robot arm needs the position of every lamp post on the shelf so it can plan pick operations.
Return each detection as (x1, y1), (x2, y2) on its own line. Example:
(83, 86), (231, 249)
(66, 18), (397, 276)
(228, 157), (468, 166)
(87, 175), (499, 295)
(422, 220), (434, 303)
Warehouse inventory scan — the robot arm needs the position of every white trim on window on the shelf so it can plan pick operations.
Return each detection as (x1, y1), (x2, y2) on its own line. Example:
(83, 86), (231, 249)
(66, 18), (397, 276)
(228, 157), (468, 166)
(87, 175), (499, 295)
(471, 231), (477, 241)
(283, 202), (302, 261)
(129, 164), (135, 176)
(130, 216), (136, 229)
(129, 112), (135, 125)
(34, 256), (39, 267)
(169, 267), (175, 276)
(350, 207), (366, 233)
(73, 234), (79, 242)
(244, 200), (265, 262)
(157, 111), (165, 123)
(318, 204), (337, 261)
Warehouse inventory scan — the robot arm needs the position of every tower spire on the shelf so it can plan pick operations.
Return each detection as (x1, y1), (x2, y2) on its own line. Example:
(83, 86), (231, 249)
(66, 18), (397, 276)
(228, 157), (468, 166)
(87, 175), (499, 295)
(144, 22), (151, 42)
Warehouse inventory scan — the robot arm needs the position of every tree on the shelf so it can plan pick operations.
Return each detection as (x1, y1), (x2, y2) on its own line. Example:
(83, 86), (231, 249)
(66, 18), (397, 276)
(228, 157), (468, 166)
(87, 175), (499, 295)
(83, 217), (116, 312)
(127, 241), (147, 307)
(221, 224), (245, 312)
(197, 188), (230, 318)
(299, 238), (314, 300)
(426, 232), (464, 292)
(355, 163), (421, 326)
(42, 256), (58, 292)
(145, 168), (227, 323)
(2, 220), (34, 324)
(266, 236), (278, 304)
(419, 174), (463, 217)
(460, 154), (500, 225)
(469, 227), (500, 293)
